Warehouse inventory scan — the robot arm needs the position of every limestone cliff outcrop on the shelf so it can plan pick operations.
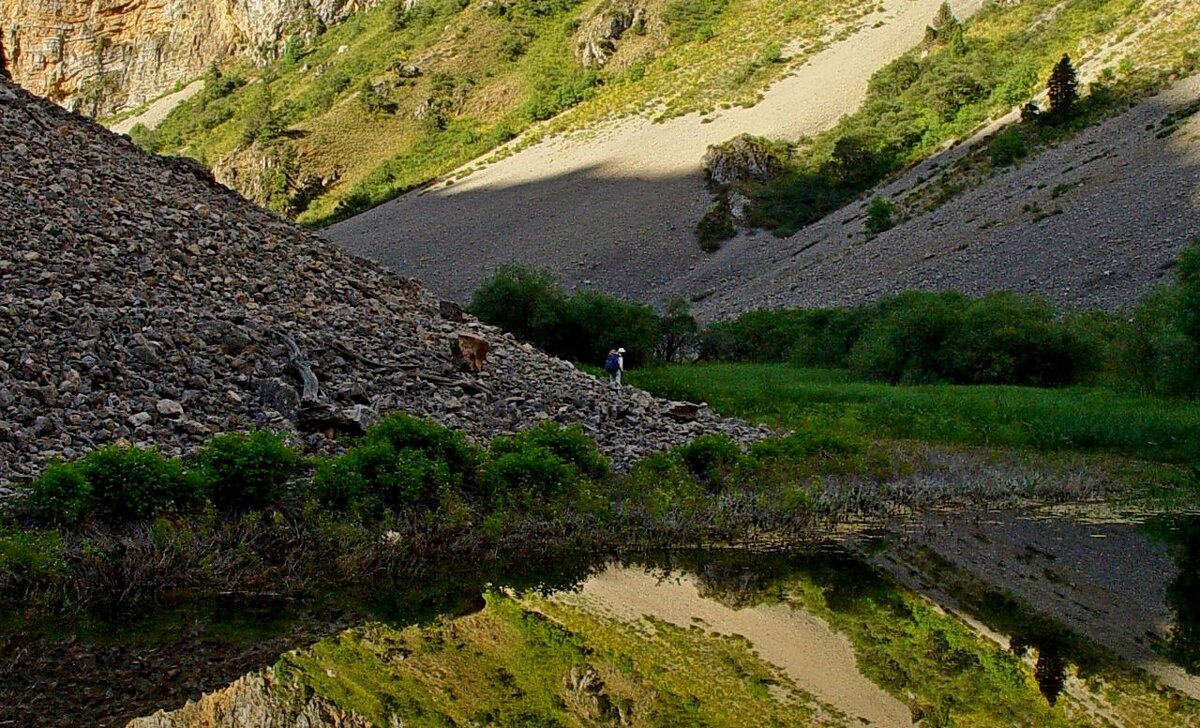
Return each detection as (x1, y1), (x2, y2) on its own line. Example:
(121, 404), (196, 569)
(1, 0), (381, 116)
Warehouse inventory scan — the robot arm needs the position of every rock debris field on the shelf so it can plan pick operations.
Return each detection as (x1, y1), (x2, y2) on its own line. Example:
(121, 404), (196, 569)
(0, 79), (764, 492)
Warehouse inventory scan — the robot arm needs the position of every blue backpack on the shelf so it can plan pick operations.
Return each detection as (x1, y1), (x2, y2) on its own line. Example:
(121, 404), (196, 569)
(604, 352), (620, 373)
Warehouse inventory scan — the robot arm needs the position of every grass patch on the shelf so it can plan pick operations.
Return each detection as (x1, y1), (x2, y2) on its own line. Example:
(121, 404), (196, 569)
(628, 363), (1200, 463)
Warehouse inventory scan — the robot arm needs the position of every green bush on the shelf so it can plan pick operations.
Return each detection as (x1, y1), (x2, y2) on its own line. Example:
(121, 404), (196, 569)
(700, 309), (810, 362)
(697, 198), (736, 252)
(989, 128), (1028, 167)
(849, 291), (968, 383)
(522, 68), (600, 122)
(194, 430), (302, 511)
(1127, 276), (1200, 397)
(663, 0), (730, 42)
(618, 451), (704, 515)
(787, 307), (870, 368)
(495, 421), (609, 481)
(1116, 239), (1200, 396)
(0, 528), (64, 581)
(200, 64), (242, 105)
(312, 414), (482, 514)
(79, 445), (199, 523)
(558, 289), (659, 368)
(470, 265), (659, 367)
(676, 434), (742, 492)
(27, 462), (93, 527)
(951, 293), (1090, 386)
(470, 264), (566, 346)
(864, 196), (895, 234)
(482, 440), (574, 507)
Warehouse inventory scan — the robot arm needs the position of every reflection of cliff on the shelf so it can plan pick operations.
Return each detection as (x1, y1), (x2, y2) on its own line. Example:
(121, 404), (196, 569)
(131, 671), (372, 727)
(1, 0), (380, 116)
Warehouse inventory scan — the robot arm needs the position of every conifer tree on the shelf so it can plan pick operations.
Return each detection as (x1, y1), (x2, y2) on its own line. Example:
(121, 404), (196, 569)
(1047, 54), (1079, 120)
(924, 2), (961, 46)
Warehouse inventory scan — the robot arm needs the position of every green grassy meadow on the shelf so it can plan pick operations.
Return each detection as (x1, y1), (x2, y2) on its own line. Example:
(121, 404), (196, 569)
(628, 363), (1200, 464)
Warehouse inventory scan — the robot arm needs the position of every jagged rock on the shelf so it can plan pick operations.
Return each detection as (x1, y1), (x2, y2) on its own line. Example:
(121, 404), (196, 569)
(259, 379), (301, 419)
(574, 1), (646, 68)
(702, 134), (788, 188)
(438, 299), (465, 322)
(0, 77), (769, 488)
(156, 399), (185, 419)
(664, 401), (702, 422)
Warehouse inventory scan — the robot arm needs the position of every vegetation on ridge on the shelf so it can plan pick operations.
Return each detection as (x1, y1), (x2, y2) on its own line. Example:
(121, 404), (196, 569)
(702, 0), (1200, 239)
(128, 0), (872, 226)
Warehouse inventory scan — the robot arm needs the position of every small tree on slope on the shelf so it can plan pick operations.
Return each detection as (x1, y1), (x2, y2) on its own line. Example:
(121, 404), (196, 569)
(1047, 54), (1079, 121)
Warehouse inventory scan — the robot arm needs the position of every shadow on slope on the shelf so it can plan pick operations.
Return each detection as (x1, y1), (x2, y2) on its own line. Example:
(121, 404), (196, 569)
(328, 162), (714, 306)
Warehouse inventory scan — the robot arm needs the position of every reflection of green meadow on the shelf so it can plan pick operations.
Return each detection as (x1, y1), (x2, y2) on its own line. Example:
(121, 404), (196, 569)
(276, 549), (1200, 726)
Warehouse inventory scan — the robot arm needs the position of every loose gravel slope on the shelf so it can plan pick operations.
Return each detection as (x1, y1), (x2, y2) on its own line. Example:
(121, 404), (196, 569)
(328, 0), (986, 305)
(0, 79), (763, 489)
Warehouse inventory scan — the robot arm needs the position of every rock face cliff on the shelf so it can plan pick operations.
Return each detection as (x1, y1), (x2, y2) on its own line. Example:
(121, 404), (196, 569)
(1, 0), (380, 116)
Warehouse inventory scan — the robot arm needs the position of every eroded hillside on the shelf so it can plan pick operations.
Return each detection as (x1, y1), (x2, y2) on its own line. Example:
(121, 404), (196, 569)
(0, 76), (762, 489)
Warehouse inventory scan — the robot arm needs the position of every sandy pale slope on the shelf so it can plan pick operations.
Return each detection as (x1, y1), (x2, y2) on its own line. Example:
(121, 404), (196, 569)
(560, 565), (914, 727)
(327, 0), (986, 305)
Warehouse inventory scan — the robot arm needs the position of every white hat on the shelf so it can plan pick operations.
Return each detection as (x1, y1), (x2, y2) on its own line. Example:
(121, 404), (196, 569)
(617, 347), (625, 353)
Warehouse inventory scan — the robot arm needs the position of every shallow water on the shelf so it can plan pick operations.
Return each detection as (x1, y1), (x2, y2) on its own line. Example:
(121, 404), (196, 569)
(14, 511), (1200, 726)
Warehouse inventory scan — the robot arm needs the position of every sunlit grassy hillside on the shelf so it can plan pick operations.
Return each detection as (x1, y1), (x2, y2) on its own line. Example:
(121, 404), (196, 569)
(128, 0), (873, 226)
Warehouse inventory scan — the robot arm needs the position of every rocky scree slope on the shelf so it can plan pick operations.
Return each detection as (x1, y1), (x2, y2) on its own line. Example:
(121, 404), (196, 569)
(677, 75), (1200, 317)
(2, 0), (380, 117)
(0, 79), (762, 490)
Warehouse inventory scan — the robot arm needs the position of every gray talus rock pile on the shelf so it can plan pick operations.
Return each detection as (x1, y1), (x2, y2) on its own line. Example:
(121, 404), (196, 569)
(0, 79), (765, 489)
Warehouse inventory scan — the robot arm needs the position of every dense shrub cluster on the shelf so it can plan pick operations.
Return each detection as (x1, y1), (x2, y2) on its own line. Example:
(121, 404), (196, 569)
(469, 265), (671, 366)
(697, 239), (1200, 394)
(701, 291), (1100, 386)
(195, 430), (302, 510)
(1126, 242), (1200, 397)
(27, 433), (304, 527)
(23, 415), (624, 530)
(29, 446), (202, 526)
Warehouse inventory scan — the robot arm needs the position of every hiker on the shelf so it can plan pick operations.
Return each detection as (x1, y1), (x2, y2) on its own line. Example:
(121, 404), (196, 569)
(604, 347), (625, 385)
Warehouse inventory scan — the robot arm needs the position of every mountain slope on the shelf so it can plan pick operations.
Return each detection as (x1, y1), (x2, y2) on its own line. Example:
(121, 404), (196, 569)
(328, 0), (1199, 315)
(675, 74), (1200, 317)
(0, 77), (760, 488)
(327, 0), (986, 303)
